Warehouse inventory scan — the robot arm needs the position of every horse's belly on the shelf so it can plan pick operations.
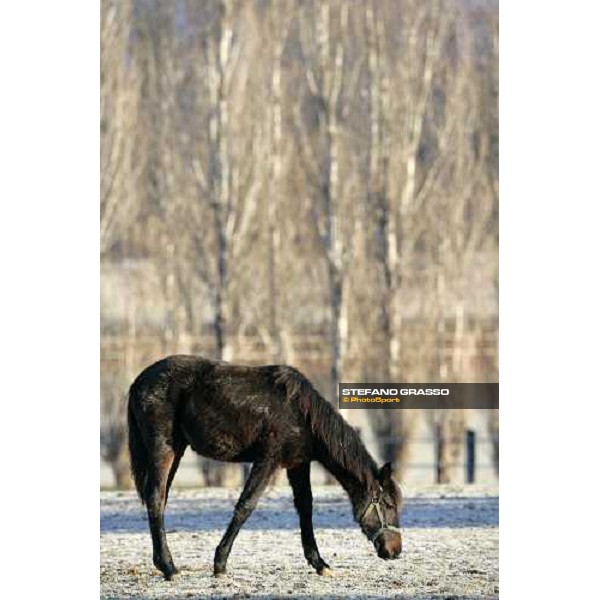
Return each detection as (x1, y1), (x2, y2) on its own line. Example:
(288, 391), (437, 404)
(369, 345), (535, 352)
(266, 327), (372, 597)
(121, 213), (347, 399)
(185, 428), (258, 462)
(180, 407), (262, 462)
(180, 395), (309, 464)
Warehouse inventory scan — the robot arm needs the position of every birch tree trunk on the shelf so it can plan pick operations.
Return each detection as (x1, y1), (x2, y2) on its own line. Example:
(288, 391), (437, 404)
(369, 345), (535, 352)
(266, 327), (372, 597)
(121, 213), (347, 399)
(266, 7), (291, 363)
(298, 0), (350, 404)
(206, 7), (232, 362)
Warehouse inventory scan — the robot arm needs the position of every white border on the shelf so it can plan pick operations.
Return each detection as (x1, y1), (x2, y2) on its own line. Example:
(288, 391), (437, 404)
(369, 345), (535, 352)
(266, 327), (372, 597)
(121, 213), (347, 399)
(502, 1), (600, 596)
(1, 2), (98, 596)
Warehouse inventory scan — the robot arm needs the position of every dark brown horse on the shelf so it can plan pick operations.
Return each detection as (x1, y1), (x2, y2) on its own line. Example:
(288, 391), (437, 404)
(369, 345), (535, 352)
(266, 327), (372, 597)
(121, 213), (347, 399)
(127, 355), (403, 579)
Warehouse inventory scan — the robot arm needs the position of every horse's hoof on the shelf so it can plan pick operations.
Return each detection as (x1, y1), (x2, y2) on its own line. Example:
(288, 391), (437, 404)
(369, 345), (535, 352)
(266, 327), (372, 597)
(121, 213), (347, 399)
(214, 571), (227, 579)
(318, 567), (334, 577)
(163, 567), (179, 581)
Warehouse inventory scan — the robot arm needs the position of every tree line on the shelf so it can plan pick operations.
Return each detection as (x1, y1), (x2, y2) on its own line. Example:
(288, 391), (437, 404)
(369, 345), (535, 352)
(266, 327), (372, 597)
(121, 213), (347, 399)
(101, 0), (498, 487)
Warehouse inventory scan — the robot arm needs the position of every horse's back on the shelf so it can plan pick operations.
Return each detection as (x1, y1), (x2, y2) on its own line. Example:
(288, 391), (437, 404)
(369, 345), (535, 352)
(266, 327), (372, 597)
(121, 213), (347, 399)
(180, 359), (297, 428)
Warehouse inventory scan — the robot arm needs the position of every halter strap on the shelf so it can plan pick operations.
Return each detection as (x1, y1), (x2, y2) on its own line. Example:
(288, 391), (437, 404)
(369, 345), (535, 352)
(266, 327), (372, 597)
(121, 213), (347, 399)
(361, 499), (402, 542)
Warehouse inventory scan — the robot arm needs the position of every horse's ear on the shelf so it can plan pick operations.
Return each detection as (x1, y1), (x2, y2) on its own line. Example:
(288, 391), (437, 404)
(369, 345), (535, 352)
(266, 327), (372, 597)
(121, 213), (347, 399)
(378, 462), (393, 482)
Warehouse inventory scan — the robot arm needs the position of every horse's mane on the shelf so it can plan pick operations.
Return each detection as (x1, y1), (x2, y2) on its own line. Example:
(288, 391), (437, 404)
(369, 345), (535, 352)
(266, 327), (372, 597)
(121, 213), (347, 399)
(274, 366), (378, 485)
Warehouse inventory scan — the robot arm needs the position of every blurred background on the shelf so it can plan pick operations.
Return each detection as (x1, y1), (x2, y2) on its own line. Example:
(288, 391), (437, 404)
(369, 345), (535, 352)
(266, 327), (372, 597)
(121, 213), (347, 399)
(100, 0), (498, 489)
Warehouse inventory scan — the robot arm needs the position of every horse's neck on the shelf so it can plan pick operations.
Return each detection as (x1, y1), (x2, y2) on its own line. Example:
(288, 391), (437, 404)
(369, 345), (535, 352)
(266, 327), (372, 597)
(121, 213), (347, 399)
(316, 439), (376, 517)
(306, 393), (378, 515)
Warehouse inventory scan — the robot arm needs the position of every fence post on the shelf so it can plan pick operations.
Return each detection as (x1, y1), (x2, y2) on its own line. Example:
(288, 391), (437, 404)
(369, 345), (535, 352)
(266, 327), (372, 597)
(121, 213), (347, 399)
(435, 424), (443, 484)
(466, 429), (476, 484)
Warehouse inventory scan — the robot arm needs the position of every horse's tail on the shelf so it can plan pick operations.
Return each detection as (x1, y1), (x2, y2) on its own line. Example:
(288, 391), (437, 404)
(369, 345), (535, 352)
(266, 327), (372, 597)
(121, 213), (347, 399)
(127, 387), (148, 504)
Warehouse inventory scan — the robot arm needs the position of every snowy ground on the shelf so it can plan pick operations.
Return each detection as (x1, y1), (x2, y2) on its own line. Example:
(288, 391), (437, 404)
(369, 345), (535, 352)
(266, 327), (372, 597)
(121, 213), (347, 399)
(100, 484), (498, 600)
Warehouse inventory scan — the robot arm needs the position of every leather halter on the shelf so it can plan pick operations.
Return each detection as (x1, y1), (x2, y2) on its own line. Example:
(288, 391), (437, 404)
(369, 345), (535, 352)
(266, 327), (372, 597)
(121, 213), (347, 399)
(360, 497), (402, 543)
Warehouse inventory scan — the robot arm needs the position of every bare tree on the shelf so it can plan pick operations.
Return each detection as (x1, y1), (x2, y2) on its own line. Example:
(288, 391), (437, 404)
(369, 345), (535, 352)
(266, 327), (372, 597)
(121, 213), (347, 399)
(185, 1), (265, 364)
(296, 0), (357, 403)
(265, 6), (292, 363)
(414, 5), (497, 482)
(363, 0), (454, 474)
(100, 0), (140, 256)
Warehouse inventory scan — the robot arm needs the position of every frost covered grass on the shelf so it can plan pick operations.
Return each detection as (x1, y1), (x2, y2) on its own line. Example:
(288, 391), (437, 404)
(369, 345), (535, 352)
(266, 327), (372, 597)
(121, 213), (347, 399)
(100, 485), (498, 599)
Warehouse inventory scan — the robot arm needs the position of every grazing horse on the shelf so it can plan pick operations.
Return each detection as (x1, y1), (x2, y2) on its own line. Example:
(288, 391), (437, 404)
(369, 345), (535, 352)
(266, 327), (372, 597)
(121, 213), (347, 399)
(127, 355), (403, 579)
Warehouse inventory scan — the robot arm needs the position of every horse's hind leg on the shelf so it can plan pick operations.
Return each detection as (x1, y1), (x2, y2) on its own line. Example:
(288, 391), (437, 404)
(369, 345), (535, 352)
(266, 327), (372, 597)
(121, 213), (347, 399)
(144, 447), (179, 580)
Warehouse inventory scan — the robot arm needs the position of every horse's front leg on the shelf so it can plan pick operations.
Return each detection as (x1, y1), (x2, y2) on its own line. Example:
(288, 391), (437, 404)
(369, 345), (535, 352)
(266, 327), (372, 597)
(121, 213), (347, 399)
(287, 463), (332, 576)
(213, 459), (277, 577)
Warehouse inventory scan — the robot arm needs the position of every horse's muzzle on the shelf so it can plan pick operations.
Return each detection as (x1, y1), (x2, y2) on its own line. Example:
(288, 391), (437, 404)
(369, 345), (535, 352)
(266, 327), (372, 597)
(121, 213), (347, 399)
(377, 545), (402, 560)
(375, 533), (402, 560)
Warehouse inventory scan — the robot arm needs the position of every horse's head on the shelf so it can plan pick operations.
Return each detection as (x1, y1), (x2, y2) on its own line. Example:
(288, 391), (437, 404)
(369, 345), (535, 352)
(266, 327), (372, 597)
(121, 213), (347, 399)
(359, 463), (403, 560)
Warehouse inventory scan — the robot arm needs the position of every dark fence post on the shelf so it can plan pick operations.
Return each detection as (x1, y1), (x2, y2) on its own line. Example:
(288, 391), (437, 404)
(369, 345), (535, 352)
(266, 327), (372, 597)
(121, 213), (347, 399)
(435, 424), (443, 484)
(466, 429), (476, 483)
